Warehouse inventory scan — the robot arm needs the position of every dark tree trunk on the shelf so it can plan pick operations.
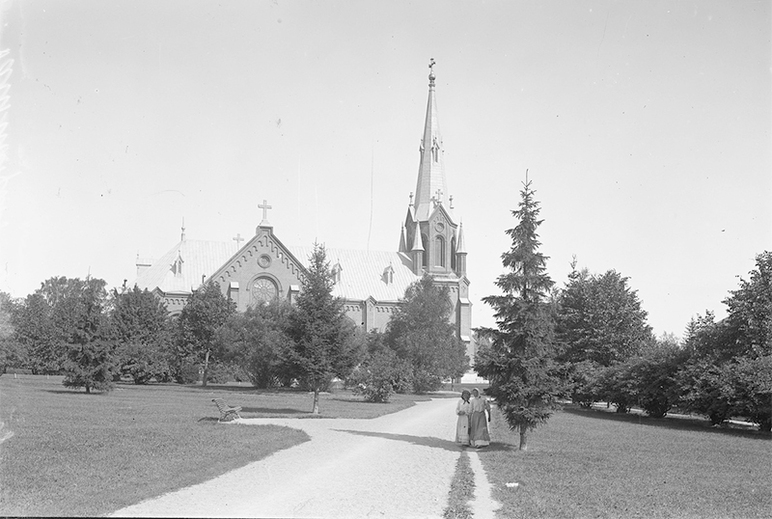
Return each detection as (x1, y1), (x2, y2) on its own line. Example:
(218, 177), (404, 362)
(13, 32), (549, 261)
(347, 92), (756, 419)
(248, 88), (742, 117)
(312, 389), (320, 415)
(202, 349), (210, 387)
(519, 429), (528, 451)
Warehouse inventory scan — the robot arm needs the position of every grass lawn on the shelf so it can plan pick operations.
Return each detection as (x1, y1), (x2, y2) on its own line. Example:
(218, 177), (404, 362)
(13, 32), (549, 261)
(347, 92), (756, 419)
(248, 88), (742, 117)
(0, 375), (435, 516)
(478, 404), (772, 519)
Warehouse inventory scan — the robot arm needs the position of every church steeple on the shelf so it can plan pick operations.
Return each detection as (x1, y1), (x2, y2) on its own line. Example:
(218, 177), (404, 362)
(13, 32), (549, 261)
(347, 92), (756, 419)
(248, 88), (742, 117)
(413, 58), (451, 222)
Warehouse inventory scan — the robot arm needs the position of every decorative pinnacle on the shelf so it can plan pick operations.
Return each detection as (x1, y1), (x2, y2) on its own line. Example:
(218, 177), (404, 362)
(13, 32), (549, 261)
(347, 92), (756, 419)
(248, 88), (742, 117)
(428, 58), (436, 86)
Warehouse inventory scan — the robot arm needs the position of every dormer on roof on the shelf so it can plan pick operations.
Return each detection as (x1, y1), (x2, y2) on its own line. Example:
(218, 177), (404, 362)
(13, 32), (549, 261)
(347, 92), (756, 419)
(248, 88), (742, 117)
(331, 260), (343, 284)
(171, 250), (184, 276)
(382, 263), (395, 285)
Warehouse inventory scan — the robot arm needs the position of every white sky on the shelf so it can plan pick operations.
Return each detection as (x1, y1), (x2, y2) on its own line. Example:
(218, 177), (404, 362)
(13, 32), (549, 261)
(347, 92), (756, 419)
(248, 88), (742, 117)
(0, 0), (770, 339)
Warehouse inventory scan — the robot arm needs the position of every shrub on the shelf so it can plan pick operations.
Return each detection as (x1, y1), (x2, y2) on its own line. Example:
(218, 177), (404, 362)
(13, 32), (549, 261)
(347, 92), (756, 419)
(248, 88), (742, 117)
(349, 350), (412, 402)
(596, 363), (636, 413)
(568, 360), (602, 407)
(676, 360), (734, 425)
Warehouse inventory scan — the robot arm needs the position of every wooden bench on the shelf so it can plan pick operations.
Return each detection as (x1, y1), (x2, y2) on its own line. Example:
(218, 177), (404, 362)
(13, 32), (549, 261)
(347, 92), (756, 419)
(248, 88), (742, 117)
(212, 398), (242, 422)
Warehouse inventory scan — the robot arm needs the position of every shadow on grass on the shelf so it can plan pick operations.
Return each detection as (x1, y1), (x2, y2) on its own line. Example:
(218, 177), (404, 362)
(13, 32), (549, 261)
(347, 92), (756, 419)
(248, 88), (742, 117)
(334, 429), (464, 452)
(42, 389), (110, 396)
(562, 405), (771, 440)
(479, 441), (519, 453)
(240, 406), (306, 415)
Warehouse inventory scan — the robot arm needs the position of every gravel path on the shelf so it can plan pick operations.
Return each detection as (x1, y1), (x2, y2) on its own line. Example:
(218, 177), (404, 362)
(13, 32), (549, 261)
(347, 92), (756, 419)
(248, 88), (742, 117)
(112, 398), (470, 518)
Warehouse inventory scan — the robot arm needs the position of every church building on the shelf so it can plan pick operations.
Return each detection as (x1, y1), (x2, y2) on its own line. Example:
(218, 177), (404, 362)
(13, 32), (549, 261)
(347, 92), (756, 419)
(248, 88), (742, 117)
(134, 63), (472, 356)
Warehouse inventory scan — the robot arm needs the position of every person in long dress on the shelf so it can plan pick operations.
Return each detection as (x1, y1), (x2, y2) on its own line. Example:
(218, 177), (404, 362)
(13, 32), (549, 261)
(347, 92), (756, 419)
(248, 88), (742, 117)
(469, 388), (491, 448)
(455, 390), (472, 446)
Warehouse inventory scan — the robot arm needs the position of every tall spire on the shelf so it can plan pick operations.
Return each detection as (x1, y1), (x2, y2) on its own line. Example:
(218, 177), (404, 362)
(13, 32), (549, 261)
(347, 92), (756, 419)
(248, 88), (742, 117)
(413, 58), (451, 222)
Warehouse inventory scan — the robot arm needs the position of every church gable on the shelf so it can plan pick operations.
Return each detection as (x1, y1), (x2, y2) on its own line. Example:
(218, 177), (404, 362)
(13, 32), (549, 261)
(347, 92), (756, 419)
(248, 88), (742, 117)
(210, 228), (307, 312)
(424, 203), (457, 275)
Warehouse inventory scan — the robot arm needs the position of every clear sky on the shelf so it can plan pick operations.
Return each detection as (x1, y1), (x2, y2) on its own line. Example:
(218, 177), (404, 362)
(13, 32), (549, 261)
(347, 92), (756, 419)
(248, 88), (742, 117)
(0, 0), (769, 339)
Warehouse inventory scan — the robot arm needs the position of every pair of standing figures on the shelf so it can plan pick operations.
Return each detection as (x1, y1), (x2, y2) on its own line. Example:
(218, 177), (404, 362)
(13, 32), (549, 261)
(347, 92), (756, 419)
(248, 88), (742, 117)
(455, 388), (490, 448)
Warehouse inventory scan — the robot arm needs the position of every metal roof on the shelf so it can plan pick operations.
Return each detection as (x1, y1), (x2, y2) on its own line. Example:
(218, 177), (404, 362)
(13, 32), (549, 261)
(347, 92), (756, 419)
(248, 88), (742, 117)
(134, 239), (421, 303)
(288, 246), (420, 303)
(134, 240), (237, 295)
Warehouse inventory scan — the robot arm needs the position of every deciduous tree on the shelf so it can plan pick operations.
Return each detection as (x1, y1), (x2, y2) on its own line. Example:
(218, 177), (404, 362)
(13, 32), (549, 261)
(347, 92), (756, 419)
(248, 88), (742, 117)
(176, 282), (235, 386)
(111, 285), (173, 384)
(723, 251), (772, 359)
(217, 300), (295, 388)
(556, 267), (652, 367)
(385, 275), (469, 392)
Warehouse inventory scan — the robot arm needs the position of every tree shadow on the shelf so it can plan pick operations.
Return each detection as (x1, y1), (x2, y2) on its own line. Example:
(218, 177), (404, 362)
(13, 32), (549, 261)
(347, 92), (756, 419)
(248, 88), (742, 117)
(562, 405), (770, 440)
(240, 406), (306, 415)
(333, 429), (467, 452)
(42, 389), (108, 396)
(477, 441), (518, 453)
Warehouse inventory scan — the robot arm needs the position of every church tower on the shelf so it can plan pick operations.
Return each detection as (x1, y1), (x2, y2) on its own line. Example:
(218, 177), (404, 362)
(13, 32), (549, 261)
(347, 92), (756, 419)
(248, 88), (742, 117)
(402, 59), (472, 347)
(403, 59), (466, 280)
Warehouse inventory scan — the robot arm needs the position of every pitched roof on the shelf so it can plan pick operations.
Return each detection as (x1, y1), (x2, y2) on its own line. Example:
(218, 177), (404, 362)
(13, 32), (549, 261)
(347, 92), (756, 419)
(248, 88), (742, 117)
(288, 246), (419, 303)
(134, 240), (237, 295)
(135, 239), (420, 303)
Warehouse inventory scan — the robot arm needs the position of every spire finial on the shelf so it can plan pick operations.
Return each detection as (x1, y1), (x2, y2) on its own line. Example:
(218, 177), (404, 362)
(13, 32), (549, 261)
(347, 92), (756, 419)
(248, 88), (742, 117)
(428, 58), (436, 86)
(181, 217), (186, 241)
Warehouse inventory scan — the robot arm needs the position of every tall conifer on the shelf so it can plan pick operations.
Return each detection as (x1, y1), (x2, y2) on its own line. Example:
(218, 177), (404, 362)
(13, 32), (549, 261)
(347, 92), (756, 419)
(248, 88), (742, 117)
(288, 243), (362, 414)
(475, 177), (564, 450)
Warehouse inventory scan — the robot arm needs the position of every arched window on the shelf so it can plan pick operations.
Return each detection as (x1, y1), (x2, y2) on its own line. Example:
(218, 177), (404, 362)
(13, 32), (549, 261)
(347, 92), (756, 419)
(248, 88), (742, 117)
(435, 236), (445, 267)
(421, 233), (429, 269)
(451, 236), (457, 270)
(251, 277), (278, 306)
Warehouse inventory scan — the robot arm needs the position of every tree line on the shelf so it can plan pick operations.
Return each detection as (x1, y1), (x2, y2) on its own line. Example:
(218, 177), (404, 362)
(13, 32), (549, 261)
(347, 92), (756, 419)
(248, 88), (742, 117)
(476, 178), (771, 450)
(0, 244), (468, 412)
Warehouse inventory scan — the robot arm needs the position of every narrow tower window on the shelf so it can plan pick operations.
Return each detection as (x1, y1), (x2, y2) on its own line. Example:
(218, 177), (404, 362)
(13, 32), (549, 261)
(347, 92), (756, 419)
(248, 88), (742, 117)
(435, 236), (445, 267)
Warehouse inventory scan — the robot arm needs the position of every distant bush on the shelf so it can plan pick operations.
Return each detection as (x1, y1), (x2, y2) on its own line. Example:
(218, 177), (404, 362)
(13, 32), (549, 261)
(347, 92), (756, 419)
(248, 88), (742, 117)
(349, 350), (412, 402)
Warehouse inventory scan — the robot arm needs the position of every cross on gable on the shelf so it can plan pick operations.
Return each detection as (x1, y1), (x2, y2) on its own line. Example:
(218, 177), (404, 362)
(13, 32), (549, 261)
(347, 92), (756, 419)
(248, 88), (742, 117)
(233, 233), (244, 247)
(435, 189), (443, 204)
(258, 200), (272, 221)
(257, 199), (274, 230)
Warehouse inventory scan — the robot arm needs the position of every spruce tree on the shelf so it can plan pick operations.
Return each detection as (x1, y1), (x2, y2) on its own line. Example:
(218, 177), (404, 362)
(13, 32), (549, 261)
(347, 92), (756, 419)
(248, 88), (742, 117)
(475, 177), (565, 450)
(288, 243), (362, 414)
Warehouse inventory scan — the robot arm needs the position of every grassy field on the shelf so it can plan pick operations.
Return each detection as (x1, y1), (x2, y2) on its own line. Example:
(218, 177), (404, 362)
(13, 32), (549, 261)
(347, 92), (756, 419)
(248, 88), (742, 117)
(478, 405), (772, 519)
(0, 375), (435, 516)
